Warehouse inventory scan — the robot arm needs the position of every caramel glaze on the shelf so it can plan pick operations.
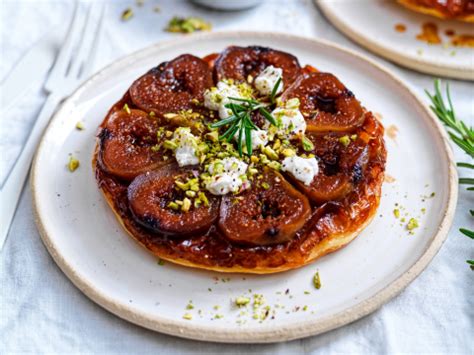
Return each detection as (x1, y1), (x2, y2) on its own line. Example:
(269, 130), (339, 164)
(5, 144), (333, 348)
(94, 51), (386, 271)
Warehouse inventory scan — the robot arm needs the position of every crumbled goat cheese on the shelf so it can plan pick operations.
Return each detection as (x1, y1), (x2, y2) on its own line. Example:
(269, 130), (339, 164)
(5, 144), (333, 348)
(254, 66), (283, 96)
(173, 128), (199, 167)
(281, 156), (319, 185)
(234, 128), (269, 150)
(204, 81), (243, 119)
(206, 157), (248, 195)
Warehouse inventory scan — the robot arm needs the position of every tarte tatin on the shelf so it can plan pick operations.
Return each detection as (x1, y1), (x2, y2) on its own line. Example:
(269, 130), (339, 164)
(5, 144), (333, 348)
(93, 46), (386, 273)
(398, 0), (474, 22)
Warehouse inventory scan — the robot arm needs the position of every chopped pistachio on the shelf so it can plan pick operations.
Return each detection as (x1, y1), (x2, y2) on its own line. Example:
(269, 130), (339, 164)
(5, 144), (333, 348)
(235, 296), (251, 307)
(181, 198), (192, 212)
(205, 131), (219, 142)
(250, 155), (259, 164)
(68, 156), (80, 172)
(281, 148), (296, 157)
(267, 161), (281, 171)
(149, 111), (156, 117)
(261, 182), (270, 190)
(198, 192), (209, 206)
(248, 167), (259, 175)
(167, 202), (180, 211)
(182, 313), (193, 320)
(407, 218), (419, 231)
(121, 8), (134, 21)
(393, 208), (400, 219)
(350, 134), (357, 141)
(301, 135), (314, 151)
(313, 271), (322, 289)
(123, 103), (131, 114)
(163, 140), (178, 150)
(186, 303), (194, 310)
(185, 190), (196, 198)
(263, 146), (279, 160)
(157, 258), (165, 266)
(175, 181), (189, 190)
(339, 135), (351, 147)
(75, 121), (84, 130)
(165, 16), (211, 34)
(214, 314), (224, 319)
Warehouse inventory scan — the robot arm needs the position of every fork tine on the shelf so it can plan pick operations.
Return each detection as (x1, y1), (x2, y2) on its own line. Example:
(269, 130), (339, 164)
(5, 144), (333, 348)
(79, 3), (106, 79)
(70, 2), (106, 80)
(44, 1), (83, 92)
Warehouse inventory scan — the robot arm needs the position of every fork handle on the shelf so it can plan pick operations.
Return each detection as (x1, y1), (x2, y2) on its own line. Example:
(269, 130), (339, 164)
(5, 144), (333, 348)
(0, 93), (61, 250)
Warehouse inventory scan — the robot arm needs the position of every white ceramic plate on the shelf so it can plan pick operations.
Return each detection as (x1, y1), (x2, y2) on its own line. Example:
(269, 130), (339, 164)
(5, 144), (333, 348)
(317, 0), (474, 80)
(32, 32), (457, 343)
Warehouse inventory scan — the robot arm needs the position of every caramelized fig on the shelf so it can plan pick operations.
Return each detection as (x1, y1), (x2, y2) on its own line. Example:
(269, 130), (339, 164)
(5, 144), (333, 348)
(218, 169), (311, 246)
(129, 54), (213, 116)
(214, 46), (301, 87)
(281, 72), (364, 132)
(128, 165), (219, 235)
(290, 133), (370, 204)
(98, 109), (168, 181)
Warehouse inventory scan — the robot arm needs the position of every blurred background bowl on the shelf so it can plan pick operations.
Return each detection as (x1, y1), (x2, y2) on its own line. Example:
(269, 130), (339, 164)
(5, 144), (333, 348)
(191, 0), (264, 11)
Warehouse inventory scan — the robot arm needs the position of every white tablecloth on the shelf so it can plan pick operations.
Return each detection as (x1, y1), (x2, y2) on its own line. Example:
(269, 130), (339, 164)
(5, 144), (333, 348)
(1, 0), (473, 353)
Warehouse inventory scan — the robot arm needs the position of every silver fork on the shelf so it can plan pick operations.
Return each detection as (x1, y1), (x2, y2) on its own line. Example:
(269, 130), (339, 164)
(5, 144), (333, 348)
(0, 1), (106, 250)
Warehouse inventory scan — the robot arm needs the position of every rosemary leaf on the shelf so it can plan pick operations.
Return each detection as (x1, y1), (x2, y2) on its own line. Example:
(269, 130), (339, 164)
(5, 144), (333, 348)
(270, 76), (282, 103)
(460, 228), (474, 239)
(259, 107), (277, 126)
(245, 125), (252, 156)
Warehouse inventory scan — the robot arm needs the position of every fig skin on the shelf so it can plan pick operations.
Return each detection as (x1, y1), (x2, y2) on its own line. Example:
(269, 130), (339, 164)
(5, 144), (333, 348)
(281, 72), (364, 132)
(289, 123), (373, 204)
(128, 165), (220, 236)
(214, 46), (302, 88)
(98, 109), (169, 181)
(129, 54), (214, 116)
(218, 169), (311, 246)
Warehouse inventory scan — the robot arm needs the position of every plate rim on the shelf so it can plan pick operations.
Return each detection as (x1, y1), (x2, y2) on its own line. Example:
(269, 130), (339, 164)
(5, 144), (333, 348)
(316, 0), (474, 81)
(31, 31), (458, 343)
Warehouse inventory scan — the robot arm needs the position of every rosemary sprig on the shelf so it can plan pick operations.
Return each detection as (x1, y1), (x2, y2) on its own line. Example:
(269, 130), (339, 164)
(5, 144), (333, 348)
(426, 79), (473, 269)
(209, 79), (281, 156)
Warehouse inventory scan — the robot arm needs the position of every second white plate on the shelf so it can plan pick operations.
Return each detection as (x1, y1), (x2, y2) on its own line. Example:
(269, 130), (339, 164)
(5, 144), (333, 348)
(317, 0), (474, 80)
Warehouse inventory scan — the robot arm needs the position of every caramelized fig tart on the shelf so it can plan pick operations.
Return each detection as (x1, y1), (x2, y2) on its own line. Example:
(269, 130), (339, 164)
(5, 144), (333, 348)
(397, 0), (474, 22)
(94, 46), (386, 273)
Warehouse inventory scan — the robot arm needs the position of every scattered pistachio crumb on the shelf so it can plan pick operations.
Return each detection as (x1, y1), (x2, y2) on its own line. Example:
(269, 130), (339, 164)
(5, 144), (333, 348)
(165, 16), (211, 34)
(214, 314), (224, 319)
(261, 182), (270, 190)
(304, 291), (310, 295)
(313, 271), (322, 289)
(157, 258), (165, 266)
(121, 8), (134, 21)
(393, 208), (400, 219)
(186, 303), (194, 310)
(407, 218), (419, 231)
(339, 135), (351, 147)
(75, 121), (84, 130)
(301, 135), (315, 151)
(68, 156), (80, 172)
(182, 313), (193, 320)
(235, 297), (250, 307)
(303, 305), (308, 311)
(153, 6), (161, 12)
(123, 103), (131, 114)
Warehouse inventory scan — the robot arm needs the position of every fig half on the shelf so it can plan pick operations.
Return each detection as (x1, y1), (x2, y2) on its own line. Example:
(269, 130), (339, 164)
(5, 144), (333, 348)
(214, 46), (301, 87)
(129, 54), (213, 116)
(127, 165), (219, 236)
(218, 169), (311, 246)
(281, 72), (364, 132)
(98, 109), (169, 181)
(290, 133), (370, 204)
